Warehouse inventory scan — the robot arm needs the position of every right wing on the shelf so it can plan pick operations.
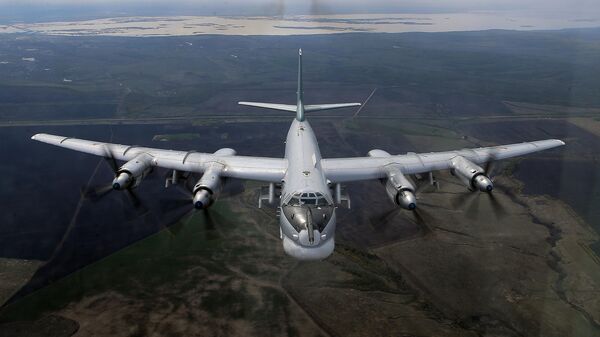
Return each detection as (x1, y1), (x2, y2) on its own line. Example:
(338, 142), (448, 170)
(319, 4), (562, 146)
(322, 139), (565, 183)
(304, 103), (361, 112)
(31, 133), (287, 183)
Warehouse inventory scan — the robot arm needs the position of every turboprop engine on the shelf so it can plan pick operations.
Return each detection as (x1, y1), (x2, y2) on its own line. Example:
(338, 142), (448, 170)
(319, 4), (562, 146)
(450, 156), (493, 192)
(384, 166), (417, 210)
(368, 149), (417, 210)
(191, 148), (236, 209)
(112, 153), (153, 190)
(192, 168), (222, 209)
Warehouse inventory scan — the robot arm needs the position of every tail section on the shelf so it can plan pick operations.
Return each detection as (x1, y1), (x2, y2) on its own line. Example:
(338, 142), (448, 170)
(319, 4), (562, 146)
(296, 49), (305, 121)
(238, 49), (361, 121)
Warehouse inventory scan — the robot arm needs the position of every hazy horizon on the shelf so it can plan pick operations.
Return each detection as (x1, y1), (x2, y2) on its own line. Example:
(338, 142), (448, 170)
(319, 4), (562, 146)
(0, 0), (599, 24)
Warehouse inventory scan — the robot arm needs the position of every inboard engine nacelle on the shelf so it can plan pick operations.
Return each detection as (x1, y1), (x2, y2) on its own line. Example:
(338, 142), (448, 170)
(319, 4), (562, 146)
(450, 156), (493, 192)
(192, 148), (236, 209)
(112, 153), (153, 190)
(368, 149), (417, 210)
(385, 166), (417, 210)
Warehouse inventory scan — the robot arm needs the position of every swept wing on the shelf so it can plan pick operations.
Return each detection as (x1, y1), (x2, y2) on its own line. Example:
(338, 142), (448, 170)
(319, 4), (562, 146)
(322, 139), (564, 183)
(31, 133), (287, 182)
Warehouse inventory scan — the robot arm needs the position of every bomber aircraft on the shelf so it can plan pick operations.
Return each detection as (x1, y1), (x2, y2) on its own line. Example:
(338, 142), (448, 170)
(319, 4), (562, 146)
(32, 49), (565, 260)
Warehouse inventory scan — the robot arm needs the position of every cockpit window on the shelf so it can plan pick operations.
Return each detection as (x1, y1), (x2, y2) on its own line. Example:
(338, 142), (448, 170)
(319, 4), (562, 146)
(288, 192), (331, 206)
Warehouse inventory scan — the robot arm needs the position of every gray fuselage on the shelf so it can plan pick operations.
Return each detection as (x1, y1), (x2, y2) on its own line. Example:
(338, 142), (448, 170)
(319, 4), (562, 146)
(279, 119), (336, 260)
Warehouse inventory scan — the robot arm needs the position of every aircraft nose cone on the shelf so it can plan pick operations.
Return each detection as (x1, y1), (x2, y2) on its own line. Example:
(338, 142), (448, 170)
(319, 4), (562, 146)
(408, 203), (416, 210)
(112, 183), (120, 190)
(194, 201), (204, 209)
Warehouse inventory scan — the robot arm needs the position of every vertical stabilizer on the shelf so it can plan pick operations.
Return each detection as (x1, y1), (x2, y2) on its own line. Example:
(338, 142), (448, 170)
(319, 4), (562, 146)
(238, 49), (360, 118)
(296, 49), (305, 121)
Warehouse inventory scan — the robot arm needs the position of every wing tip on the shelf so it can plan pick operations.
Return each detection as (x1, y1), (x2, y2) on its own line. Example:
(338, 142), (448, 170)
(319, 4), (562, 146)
(550, 139), (565, 146)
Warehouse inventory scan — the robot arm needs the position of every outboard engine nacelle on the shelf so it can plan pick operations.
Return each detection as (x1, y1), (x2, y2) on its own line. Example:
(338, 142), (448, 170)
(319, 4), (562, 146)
(112, 153), (153, 190)
(384, 166), (417, 210)
(450, 156), (493, 192)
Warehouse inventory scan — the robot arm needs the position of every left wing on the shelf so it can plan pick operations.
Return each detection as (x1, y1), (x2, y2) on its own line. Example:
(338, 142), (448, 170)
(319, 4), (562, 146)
(322, 139), (565, 183)
(31, 133), (287, 182)
(237, 102), (297, 112)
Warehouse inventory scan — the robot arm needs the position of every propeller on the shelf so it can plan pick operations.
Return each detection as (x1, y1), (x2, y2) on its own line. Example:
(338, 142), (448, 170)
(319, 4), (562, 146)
(483, 147), (508, 182)
(157, 171), (200, 213)
(371, 202), (434, 237)
(487, 192), (507, 218)
(201, 208), (217, 231)
(452, 148), (511, 219)
(157, 171), (222, 238)
(452, 190), (478, 212)
(411, 172), (438, 194)
(82, 145), (145, 211)
(411, 207), (434, 235)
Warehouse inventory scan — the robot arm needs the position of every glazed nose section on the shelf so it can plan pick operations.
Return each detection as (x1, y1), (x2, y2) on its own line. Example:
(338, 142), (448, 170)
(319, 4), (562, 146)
(298, 226), (321, 246)
(290, 205), (320, 246)
(282, 204), (334, 246)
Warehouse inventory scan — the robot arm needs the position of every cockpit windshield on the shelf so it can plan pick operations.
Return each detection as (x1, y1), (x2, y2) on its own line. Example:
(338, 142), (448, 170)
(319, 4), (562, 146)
(288, 192), (330, 206)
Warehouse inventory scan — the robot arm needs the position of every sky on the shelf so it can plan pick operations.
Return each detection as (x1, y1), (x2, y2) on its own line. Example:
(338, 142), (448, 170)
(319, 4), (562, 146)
(0, 0), (599, 23)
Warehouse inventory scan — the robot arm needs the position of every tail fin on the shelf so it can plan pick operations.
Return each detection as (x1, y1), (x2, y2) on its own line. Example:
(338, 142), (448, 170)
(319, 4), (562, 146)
(296, 49), (304, 121)
(238, 49), (361, 121)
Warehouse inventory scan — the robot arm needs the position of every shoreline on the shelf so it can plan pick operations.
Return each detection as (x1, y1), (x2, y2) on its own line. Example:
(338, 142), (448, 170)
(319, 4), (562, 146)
(1, 13), (599, 37)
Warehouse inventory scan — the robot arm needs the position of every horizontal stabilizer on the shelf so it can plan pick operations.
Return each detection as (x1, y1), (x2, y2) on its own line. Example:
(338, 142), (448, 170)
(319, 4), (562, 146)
(304, 103), (361, 112)
(238, 101), (297, 112)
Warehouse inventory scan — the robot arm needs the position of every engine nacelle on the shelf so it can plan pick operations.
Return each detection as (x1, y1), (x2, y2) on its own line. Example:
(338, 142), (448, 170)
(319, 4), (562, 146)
(367, 150), (417, 210)
(384, 166), (417, 210)
(112, 153), (153, 190)
(192, 167), (224, 209)
(191, 148), (236, 209)
(450, 156), (493, 192)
